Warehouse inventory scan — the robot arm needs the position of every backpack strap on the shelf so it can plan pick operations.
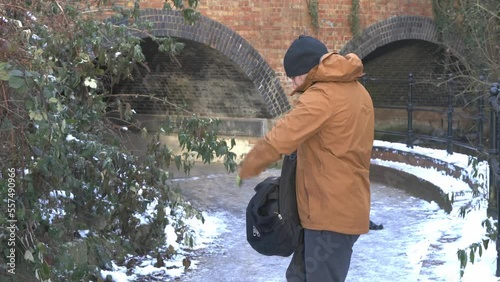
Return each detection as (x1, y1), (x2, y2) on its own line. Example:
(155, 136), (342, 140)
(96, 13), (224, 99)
(267, 190), (279, 201)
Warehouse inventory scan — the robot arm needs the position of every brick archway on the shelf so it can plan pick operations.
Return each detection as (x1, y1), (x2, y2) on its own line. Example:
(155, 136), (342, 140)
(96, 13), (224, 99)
(340, 16), (439, 59)
(117, 9), (290, 118)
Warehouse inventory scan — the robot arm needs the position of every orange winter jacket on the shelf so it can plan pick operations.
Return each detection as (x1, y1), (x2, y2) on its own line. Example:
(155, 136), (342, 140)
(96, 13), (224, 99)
(239, 52), (375, 234)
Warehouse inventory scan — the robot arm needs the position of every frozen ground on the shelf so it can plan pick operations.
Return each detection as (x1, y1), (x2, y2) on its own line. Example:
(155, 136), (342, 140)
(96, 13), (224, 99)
(102, 141), (499, 282)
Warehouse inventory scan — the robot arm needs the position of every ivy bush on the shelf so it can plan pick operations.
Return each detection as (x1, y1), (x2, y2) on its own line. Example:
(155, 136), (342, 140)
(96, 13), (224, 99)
(0, 0), (237, 281)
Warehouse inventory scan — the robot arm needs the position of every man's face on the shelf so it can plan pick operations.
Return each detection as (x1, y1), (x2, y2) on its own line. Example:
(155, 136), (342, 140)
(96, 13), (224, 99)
(290, 74), (307, 90)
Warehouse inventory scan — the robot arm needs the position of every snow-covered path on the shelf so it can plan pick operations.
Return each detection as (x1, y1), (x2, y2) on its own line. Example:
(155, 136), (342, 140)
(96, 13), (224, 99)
(173, 165), (466, 282)
(102, 141), (499, 282)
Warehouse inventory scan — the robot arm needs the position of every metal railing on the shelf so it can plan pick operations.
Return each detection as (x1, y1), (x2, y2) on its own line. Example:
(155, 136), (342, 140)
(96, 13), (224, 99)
(486, 82), (500, 276)
(362, 73), (487, 155)
(364, 73), (500, 275)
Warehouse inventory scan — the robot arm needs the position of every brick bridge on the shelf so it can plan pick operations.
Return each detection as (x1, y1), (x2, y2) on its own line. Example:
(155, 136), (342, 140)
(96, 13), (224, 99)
(112, 1), (463, 137)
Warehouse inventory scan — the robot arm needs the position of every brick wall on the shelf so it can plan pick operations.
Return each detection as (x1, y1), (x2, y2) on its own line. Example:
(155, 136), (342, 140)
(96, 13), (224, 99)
(137, 0), (433, 92)
(201, 0), (433, 94)
(108, 0), (438, 118)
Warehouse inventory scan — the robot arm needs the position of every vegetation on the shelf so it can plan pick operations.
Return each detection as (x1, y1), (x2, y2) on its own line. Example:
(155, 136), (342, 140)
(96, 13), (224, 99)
(306, 0), (319, 30)
(348, 0), (361, 38)
(0, 0), (237, 281)
(432, 0), (499, 87)
(432, 0), (500, 277)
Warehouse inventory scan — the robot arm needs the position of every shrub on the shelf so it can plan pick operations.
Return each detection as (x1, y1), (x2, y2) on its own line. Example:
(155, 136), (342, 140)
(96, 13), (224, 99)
(0, 1), (236, 280)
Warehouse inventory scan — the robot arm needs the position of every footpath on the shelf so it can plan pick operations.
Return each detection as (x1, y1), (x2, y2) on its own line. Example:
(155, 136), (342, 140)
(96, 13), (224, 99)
(170, 164), (464, 282)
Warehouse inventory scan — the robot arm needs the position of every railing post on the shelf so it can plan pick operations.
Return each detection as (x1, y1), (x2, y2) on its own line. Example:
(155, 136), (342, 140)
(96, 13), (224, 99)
(495, 83), (500, 155)
(407, 73), (414, 149)
(488, 82), (500, 277)
(477, 75), (485, 151)
(488, 84), (498, 218)
(446, 74), (454, 154)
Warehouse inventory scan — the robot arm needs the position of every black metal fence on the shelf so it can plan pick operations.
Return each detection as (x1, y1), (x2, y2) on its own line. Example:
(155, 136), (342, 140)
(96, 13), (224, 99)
(362, 73), (489, 155)
(485, 82), (500, 276)
(363, 73), (500, 275)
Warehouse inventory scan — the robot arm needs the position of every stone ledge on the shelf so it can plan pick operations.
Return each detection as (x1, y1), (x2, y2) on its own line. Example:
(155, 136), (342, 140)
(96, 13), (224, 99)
(132, 114), (271, 137)
(370, 145), (485, 213)
(369, 164), (452, 213)
(372, 146), (476, 189)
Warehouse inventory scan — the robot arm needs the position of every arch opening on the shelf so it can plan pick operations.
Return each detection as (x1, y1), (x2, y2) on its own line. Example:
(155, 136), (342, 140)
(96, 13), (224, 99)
(113, 37), (271, 119)
(110, 9), (290, 119)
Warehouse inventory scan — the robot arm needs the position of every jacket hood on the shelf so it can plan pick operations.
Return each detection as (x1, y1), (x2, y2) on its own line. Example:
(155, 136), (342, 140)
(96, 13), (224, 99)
(292, 52), (364, 94)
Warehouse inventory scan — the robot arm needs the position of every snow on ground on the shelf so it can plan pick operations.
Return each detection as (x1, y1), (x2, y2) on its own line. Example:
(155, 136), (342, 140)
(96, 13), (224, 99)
(373, 140), (496, 282)
(100, 140), (499, 281)
(100, 210), (230, 282)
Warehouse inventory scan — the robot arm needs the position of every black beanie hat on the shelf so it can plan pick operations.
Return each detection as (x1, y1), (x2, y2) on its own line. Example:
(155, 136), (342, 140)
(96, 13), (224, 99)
(283, 35), (328, 78)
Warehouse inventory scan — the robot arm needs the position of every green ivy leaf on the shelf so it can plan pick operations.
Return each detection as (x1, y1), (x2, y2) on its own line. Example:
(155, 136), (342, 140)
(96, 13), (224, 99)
(183, 8), (198, 24)
(230, 138), (236, 149)
(188, 0), (198, 8)
(41, 262), (51, 278)
(37, 242), (47, 253)
(133, 44), (145, 61)
(8, 69), (23, 77)
(174, 155), (181, 170)
(29, 111), (45, 121)
(8, 76), (25, 89)
(461, 250), (467, 268)
(173, 0), (183, 8)
(56, 102), (64, 112)
(0, 69), (9, 81)
(483, 239), (489, 250)
(61, 119), (66, 132)
(0, 117), (14, 131)
(16, 207), (25, 221)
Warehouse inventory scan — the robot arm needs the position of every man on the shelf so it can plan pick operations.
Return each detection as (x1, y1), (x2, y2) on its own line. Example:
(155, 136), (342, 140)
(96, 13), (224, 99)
(238, 35), (374, 281)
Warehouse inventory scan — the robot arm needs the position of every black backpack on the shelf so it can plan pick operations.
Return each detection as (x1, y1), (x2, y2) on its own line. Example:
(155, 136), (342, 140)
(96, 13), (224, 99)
(246, 152), (303, 257)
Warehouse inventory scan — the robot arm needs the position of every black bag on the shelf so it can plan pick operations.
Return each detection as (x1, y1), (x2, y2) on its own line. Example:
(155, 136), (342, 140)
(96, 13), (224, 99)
(246, 152), (302, 257)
